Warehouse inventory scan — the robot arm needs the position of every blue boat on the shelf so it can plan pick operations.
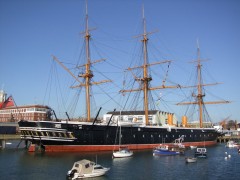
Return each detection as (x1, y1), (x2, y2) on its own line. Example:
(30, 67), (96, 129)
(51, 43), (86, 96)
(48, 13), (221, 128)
(153, 145), (184, 156)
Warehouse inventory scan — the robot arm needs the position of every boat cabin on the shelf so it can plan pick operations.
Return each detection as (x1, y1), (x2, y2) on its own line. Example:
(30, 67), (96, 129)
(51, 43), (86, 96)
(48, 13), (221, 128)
(196, 148), (207, 153)
(70, 159), (95, 175)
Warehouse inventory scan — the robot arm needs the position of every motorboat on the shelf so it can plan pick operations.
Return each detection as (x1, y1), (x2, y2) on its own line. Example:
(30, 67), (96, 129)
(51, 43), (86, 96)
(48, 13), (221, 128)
(153, 144), (184, 156)
(66, 159), (110, 179)
(113, 146), (133, 158)
(195, 147), (207, 158)
(185, 157), (197, 163)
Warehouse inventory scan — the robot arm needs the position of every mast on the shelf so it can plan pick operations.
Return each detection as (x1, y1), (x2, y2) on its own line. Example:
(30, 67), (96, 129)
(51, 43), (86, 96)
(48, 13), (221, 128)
(120, 6), (180, 125)
(84, 2), (92, 122)
(119, 111), (121, 147)
(142, 6), (150, 125)
(176, 40), (230, 128)
(52, 1), (111, 122)
(196, 40), (204, 128)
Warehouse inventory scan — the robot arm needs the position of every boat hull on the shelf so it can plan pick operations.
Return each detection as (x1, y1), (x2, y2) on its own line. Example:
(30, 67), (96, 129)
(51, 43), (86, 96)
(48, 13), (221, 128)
(18, 120), (219, 152)
(153, 149), (181, 156)
(68, 168), (110, 179)
(185, 157), (197, 163)
(112, 148), (133, 158)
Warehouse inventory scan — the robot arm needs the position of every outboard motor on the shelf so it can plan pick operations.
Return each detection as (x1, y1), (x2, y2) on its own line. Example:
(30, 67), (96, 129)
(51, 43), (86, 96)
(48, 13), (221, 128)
(66, 169), (77, 179)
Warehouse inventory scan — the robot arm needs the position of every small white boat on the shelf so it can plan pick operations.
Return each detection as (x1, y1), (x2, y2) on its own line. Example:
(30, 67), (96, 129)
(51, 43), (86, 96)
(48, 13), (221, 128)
(113, 116), (133, 158)
(185, 157), (197, 163)
(113, 146), (133, 158)
(190, 146), (197, 149)
(226, 140), (239, 148)
(66, 159), (110, 179)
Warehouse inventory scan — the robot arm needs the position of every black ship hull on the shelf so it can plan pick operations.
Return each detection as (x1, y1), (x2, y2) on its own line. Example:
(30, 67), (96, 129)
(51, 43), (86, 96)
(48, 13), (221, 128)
(18, 120), (220, 152)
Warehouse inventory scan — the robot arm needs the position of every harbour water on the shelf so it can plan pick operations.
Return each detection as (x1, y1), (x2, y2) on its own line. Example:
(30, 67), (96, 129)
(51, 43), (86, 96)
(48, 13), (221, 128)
(0, 142), (240, 180)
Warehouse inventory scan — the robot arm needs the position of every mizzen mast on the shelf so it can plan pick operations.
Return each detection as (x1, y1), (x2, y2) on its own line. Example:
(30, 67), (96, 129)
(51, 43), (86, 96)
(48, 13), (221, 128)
(177, 41), (230, 128)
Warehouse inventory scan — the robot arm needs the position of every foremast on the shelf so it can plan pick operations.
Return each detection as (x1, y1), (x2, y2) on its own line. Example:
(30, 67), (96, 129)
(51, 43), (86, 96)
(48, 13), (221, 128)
(52, 2), (111, 122)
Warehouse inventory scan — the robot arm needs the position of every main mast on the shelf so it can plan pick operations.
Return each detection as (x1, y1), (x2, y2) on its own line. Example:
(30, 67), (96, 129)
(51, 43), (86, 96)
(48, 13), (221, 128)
(120, 6), (180, 125)
(196, 41), (204, 128)
(142, 7), (151, 125)
(84, 2), (92, 122)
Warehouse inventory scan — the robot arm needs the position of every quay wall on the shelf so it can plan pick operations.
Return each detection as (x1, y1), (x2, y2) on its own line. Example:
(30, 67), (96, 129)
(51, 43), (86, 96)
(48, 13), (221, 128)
(217, 135), (240, 143)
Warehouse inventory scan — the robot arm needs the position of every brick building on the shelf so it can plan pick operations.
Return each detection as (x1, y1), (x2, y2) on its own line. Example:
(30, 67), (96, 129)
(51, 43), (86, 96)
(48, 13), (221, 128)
(0, 104), (52, 122)
(0, 90), (52, 122)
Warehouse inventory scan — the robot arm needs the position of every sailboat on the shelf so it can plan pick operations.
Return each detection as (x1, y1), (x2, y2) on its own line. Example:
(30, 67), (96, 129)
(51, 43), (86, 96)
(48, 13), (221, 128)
(18, 5), (227, 153)
(112, 113), (133, 158)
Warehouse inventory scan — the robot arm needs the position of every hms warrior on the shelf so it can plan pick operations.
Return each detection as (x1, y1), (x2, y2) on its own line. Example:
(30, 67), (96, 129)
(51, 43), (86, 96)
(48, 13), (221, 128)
(18, 5), (229, 152)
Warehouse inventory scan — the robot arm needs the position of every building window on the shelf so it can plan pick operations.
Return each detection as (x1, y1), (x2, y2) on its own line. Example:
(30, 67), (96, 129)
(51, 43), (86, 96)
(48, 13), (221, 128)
(128, 117), (133, 122)
(138, 116), (143, 122)
(165, 119), (168, 124)
(118, 116), (123, 121)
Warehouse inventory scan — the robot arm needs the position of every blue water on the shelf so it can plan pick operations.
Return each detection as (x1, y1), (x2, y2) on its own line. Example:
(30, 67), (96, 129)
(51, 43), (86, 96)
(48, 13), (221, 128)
(0, 142), (240, 180)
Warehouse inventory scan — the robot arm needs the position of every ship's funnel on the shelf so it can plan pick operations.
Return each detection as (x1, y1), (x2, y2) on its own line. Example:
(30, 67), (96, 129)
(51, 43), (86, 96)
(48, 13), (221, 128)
(182, 116), (188, 127)
(168, 113), (173, 125)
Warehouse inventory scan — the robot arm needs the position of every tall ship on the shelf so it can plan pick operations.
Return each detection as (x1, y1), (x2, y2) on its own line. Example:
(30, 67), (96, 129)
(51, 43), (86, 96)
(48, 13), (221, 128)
(18, 5), (229, 152)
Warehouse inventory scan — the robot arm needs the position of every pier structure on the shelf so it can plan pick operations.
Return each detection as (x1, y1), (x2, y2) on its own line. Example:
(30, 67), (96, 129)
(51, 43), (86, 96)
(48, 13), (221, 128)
(0, 134), (21, 149)
(217, 135), (240, 143)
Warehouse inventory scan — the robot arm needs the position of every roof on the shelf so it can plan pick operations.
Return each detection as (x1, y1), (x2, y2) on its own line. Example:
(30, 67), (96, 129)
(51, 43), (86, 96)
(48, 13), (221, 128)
(75, 159), (92, 165)
(0, 96), (15, 109)
(106, 110), (159, 115)
(72, 159), (94, 174)
(0, 104), (51, 110)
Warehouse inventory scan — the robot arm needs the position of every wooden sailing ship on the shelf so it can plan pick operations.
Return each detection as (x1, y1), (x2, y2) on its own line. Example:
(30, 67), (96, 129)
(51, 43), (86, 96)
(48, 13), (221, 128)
(18, 4), (225, 152)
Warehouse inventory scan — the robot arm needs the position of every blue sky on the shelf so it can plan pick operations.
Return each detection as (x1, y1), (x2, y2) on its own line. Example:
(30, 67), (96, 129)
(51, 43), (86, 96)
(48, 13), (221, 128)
(0, 0), (239, 123)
